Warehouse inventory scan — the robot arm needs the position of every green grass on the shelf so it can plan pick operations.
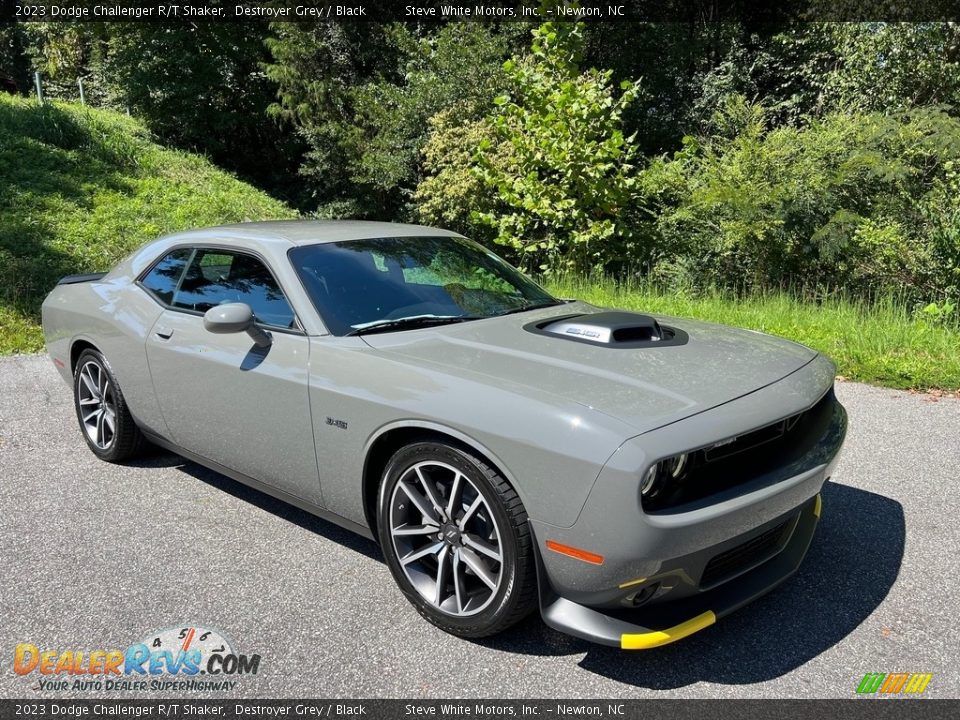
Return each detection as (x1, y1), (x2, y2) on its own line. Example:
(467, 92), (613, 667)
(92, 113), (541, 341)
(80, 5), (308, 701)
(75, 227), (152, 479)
(547, 276), (960, 391)
(0, 95), (293, 354)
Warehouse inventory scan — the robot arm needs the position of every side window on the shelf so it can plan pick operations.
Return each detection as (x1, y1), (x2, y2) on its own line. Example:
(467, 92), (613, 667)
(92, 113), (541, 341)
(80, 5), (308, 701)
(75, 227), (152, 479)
(140, 249), (193, 305)
(172, 250), (296, 329)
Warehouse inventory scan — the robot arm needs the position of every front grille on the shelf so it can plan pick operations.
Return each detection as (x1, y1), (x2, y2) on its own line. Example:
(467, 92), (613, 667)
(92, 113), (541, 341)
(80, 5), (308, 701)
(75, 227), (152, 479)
(700, 519), (790, 588)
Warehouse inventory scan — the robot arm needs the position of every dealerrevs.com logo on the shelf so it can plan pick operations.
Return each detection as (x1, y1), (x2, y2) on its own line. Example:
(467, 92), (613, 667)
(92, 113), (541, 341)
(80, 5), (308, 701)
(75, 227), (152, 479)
(13, 626), (260, 692)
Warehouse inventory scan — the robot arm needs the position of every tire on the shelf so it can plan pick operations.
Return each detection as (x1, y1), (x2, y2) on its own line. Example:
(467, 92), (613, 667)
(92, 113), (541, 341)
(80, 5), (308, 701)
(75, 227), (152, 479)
(73, 348), (146, 462)
(377, 440), (537, 638)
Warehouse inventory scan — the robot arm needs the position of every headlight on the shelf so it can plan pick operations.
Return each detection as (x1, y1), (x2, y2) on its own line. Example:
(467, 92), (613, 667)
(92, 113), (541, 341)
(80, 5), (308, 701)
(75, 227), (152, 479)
(640, 465), (659, 496)
(667, 453), (688, 478)
(640, 452), (690, 500)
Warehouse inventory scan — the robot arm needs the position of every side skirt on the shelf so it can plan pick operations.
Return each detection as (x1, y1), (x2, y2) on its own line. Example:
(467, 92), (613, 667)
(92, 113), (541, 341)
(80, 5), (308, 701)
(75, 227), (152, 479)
(141, 428), (376, 541)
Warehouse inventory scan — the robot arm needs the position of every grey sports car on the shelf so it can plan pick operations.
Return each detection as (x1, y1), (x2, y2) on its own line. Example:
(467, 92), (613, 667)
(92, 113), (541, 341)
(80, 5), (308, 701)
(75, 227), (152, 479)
(42, 221), (847, 649)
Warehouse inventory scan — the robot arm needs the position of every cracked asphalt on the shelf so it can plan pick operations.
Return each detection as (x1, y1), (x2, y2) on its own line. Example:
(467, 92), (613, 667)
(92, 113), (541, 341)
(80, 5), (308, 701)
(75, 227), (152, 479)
(1, 354), (958, 698)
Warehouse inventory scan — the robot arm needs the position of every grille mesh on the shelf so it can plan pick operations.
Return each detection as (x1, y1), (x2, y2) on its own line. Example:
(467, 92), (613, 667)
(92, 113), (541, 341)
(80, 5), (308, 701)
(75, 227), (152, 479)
(700, 520), (790, 588)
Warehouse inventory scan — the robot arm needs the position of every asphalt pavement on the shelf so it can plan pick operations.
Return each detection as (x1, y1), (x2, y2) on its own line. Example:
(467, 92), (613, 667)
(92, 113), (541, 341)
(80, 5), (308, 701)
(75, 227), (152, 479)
(1, 354), (958, 698)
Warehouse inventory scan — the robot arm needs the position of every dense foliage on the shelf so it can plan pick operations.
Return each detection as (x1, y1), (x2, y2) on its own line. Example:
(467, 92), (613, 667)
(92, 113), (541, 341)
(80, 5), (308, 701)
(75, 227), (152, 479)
(3, 18), (959, 306)
(471, 23), (643, 275)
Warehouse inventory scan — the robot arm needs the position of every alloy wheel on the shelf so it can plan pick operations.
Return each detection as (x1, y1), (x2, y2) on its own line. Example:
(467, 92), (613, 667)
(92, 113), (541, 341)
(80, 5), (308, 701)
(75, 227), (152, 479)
(388, 460), (504, 617)
(77, 360), (117, 450)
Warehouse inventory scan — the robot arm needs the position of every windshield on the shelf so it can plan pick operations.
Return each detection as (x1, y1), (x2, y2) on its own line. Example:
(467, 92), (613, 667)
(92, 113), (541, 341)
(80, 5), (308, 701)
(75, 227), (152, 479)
(289, 236), (560, 336)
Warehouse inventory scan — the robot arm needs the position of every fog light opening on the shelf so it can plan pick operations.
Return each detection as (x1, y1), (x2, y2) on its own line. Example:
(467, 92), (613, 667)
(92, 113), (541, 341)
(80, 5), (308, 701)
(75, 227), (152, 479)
(627, 582), (660, 608)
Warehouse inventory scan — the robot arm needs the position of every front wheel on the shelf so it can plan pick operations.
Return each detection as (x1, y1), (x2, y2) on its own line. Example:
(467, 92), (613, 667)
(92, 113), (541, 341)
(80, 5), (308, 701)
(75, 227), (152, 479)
(73, 348), (146, 462)
(378, 441), (537, 638)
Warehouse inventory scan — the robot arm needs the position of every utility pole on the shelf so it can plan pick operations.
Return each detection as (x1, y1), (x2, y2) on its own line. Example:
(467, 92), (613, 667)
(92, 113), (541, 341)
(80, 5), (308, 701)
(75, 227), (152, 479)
(34, 72), (43, 103)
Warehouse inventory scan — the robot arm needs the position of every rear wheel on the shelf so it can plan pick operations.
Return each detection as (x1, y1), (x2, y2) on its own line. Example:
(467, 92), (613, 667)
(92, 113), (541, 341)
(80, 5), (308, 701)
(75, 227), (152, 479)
(378, 441), (537, 638)
(73, 348), (146, 462)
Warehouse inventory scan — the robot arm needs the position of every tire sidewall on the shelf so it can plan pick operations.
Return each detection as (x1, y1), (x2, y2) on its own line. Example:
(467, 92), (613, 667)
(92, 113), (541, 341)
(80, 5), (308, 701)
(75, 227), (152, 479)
(377, 441), (522, 635)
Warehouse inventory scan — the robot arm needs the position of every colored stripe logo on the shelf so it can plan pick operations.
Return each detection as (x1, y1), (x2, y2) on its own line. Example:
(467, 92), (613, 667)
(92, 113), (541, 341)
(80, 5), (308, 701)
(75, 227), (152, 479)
(857, 672), (933, 695)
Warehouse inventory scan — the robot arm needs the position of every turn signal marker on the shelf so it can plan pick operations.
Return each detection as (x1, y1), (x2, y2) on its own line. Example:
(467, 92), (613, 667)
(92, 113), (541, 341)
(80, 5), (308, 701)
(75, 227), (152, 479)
(545, 540), (604, 565)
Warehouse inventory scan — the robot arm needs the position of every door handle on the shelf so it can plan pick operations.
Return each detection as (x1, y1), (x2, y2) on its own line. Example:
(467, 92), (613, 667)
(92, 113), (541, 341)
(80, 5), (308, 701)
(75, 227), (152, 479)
(155, 326), (173, 340)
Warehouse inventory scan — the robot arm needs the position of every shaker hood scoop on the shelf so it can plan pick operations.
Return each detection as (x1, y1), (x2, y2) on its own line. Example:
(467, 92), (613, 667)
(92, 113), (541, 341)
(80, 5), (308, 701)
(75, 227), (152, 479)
(529, 311), (689, 348)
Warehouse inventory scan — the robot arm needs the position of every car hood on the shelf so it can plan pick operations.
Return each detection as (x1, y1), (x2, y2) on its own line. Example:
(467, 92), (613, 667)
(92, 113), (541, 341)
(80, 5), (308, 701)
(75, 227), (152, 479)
(361, 301), (818, 434)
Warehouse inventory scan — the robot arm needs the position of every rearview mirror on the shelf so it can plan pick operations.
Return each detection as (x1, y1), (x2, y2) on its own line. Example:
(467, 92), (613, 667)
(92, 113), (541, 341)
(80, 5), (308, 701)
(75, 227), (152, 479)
(203, 303), (272, 347)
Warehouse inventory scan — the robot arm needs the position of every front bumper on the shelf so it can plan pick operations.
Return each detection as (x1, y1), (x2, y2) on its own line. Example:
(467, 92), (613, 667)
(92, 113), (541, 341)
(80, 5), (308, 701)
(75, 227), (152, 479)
(529, 356), (846, 648)
(533, 493), (822, 649)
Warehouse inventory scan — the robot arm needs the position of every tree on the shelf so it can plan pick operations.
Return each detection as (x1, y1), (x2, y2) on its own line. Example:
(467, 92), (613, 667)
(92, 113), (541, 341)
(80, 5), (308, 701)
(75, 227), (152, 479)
(18, 22), (108, 102)
(415, 101), (502, 239)
(265, 22), (519, 218)
(349, 23), (522, 218)
(103, 20), (306, 208)
(474, 22), (644, 274)
(0, 22), (30, 93)
(265, 21), (394, 216)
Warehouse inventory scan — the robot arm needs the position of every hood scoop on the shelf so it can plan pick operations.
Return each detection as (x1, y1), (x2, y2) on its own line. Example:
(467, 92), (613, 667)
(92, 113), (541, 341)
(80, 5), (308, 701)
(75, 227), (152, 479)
(527, 311), (688, 348)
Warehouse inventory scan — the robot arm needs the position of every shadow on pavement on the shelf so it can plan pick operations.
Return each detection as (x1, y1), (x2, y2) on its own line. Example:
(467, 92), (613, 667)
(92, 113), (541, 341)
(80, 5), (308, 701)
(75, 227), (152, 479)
(478, 482), (905, 689)
(138, 450), (383, 562)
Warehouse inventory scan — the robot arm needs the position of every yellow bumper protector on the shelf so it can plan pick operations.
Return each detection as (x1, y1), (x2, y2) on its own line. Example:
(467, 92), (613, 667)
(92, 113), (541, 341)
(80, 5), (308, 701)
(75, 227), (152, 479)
(620, 610), (716, 650)
(814, 494), (822, 518)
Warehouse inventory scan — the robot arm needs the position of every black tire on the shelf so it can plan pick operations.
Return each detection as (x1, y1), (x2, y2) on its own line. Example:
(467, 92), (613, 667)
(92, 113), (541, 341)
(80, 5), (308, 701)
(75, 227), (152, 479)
(73, 348), (147, 462)
(377, 440), (537, 638)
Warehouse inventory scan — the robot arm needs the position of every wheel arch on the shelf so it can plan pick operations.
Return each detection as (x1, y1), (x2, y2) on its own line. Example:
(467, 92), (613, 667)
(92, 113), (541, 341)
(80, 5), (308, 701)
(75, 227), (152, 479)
(70, 337), (101, 373)
(361, 421), (522, 543)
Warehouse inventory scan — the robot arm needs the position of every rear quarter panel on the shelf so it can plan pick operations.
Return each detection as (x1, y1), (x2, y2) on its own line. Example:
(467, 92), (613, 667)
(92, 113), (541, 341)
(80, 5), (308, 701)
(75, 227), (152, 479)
(42, 278), (166, 435)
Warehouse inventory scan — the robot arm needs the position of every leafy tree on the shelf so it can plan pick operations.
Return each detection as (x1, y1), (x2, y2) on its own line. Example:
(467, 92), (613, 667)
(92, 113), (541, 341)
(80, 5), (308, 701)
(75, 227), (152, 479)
(18, 22), (108, 103)
(648, 96), (960, 298)
(415, 100), (502, 239)
(265, 22), (519, 218)
(822, 23), (960, 112)
(0, 22), (30, 93)
(265, 21), (395, 216)
(102, 21), (306, 207)
(473, 22), (644, 274)
(350, 23), (522, 218)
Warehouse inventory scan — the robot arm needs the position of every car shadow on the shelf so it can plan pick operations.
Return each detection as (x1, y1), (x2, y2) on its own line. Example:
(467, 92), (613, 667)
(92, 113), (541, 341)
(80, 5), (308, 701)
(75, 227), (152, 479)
(134, 450), (383, 562)
(475, 482), (906, 688)
(132, 451), (903, 686)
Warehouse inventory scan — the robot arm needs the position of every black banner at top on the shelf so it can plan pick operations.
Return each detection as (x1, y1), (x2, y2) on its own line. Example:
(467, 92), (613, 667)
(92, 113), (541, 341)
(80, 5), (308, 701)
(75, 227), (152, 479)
(4, 0), (960, 23)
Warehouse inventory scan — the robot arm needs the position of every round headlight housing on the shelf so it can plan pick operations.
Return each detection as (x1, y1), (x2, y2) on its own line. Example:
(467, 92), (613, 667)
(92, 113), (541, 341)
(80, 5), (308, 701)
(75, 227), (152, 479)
(640, 453), (690, 501)
(667, 452), (688, 478)
(640, 465), (660, 497)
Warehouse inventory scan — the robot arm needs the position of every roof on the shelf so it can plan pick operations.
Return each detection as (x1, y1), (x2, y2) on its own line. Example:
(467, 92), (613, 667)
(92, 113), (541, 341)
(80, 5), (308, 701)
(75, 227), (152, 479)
(171, 220), (463, 247)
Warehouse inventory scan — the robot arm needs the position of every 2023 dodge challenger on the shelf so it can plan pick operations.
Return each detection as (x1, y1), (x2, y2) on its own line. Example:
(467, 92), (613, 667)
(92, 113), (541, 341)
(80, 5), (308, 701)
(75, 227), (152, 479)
(42, 221), (847, 649)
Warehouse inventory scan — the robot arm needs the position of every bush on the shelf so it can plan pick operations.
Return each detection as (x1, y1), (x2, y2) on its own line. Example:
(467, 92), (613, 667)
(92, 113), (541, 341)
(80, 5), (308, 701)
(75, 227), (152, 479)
(647, 96), (960, 300)
(472, 22), (645, 275)
(414, 102), (500, 238)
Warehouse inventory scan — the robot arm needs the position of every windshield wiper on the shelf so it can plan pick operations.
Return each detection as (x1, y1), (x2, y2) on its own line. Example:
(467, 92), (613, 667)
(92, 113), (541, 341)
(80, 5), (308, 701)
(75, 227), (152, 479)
(495, 300), (567, 317)
(347, 315), (478, 336)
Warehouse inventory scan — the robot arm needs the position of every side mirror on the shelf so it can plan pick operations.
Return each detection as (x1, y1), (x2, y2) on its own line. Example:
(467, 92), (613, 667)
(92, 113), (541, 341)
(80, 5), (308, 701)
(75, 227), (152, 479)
(203, 303), (272, 347)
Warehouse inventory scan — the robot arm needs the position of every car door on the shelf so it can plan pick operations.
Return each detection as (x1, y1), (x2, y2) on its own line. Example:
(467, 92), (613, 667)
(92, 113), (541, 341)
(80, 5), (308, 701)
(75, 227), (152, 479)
(143, 246), (322, 507)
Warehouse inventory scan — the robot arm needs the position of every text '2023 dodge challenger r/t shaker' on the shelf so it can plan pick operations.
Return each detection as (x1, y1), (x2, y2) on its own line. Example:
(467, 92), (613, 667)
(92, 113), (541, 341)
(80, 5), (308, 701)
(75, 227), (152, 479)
(41, 220), (847, 649)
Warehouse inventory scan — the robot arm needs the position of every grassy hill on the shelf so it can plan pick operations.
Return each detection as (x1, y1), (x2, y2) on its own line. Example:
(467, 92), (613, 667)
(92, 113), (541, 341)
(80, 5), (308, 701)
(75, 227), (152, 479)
(0, 94), (293, 353)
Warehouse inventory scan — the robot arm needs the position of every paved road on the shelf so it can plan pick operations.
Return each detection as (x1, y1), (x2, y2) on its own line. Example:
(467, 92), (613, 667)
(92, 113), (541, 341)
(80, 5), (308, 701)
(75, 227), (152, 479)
(1, 354), (958, 699)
